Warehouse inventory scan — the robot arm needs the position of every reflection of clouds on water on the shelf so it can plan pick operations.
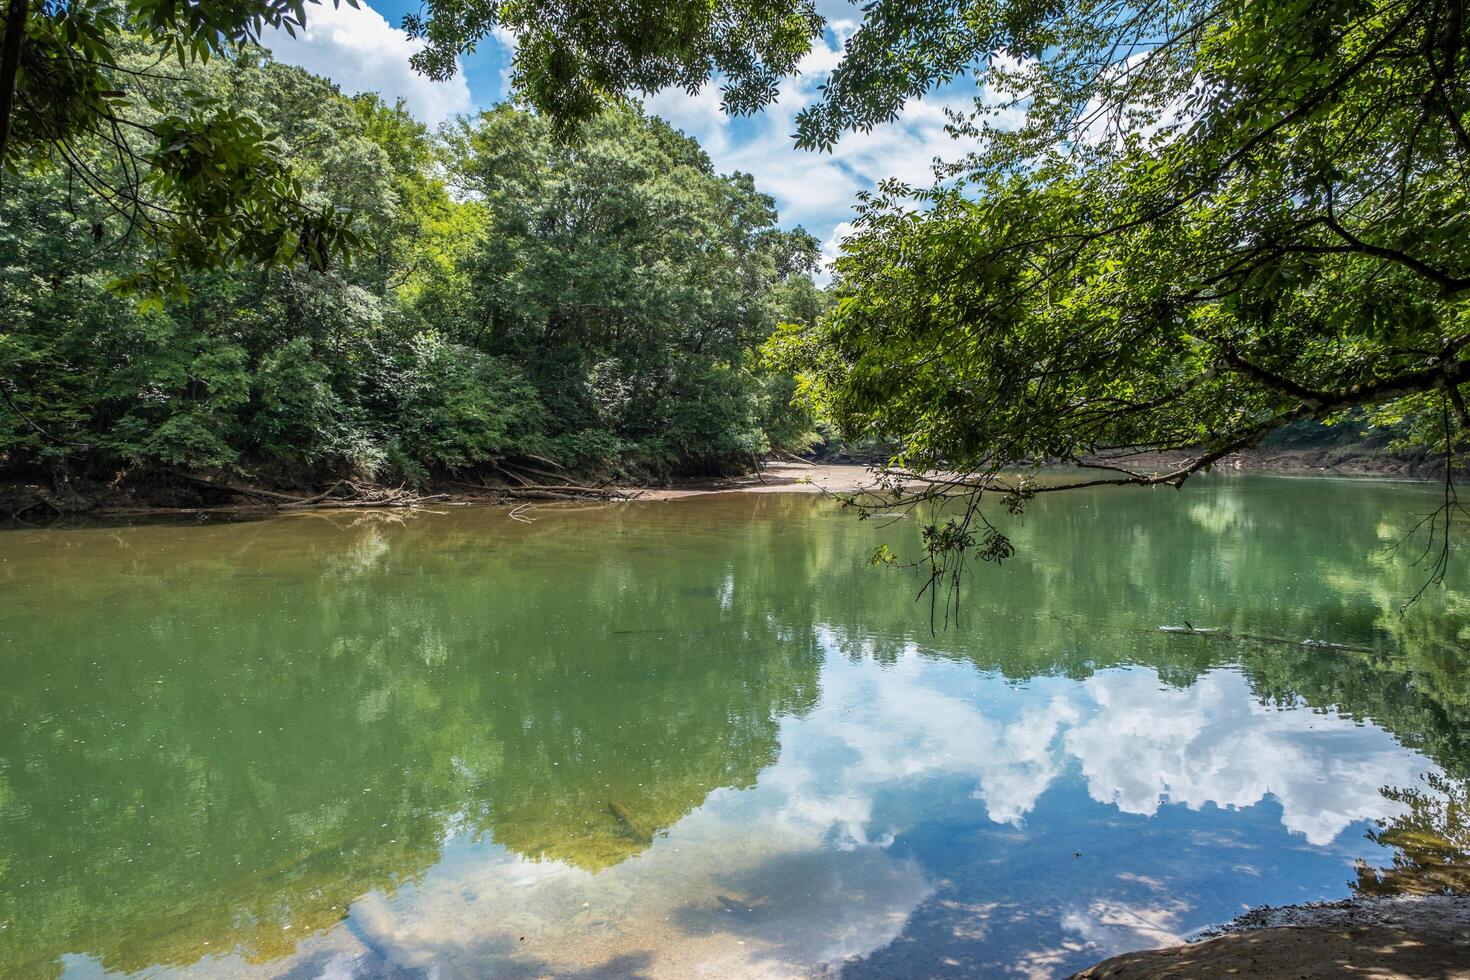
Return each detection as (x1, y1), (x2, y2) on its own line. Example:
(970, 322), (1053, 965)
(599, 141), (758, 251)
(1067, 671), (1421, 845)
(322, 644), (1432, 977)
(794, 630), (1431, 847)
(114, 642), (1438, 979)
(761, 639), (1087, 838)
(273, 812), (933, 978)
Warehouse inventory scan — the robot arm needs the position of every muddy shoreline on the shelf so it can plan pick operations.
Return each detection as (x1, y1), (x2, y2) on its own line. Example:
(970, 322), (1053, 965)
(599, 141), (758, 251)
(1070, 894), (1470, 979)
(0, 447), (1438, 524)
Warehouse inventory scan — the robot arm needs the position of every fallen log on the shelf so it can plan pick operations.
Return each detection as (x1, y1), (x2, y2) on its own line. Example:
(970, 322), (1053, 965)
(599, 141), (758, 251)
(501, 489), (599, 501)
(168, 470), (309, 503)
(306, 494), (449, 509)
(510, 463), (575, 484)
(489, 462), (534, 487)
(279, 482), (345, 508)
(518, 453), (567, 472)
(505, 482), (630, 497)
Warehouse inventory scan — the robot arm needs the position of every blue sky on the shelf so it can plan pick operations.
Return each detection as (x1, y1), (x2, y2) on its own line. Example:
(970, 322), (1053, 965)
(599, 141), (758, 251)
(262, 1), (996, 266)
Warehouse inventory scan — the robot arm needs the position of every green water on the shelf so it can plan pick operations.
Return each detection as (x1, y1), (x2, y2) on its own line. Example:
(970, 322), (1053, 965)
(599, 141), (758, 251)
(1, 476), (1466, 978)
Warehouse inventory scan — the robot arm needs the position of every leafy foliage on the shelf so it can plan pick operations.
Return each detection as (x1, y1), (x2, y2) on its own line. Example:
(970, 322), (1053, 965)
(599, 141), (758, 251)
(1, 2), (359, 295)
(1355, 772), (1470, 896)
(0, 50), (820, 485)
(433, 104), (822, 475)
(747, 0), (1470, 598)
(405, 0), (823, 129)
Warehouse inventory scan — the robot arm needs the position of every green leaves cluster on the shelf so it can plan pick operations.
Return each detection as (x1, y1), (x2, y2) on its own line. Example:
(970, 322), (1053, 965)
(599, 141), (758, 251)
(776, 0), (1470, 491)
(3, 2), (358, 296)
(0, 49), (821, 484)
(404, 0), (823, 130)
(431, 105), (824, 473)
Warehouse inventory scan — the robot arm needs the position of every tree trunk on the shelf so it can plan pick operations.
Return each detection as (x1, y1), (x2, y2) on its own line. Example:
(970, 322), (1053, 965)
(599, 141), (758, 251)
(0, 0), (28, 175)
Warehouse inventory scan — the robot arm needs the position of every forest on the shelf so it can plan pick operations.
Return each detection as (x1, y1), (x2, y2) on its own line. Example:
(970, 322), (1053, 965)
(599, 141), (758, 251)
(2, 0), (1467, 526)
(2, 3), (1468, 979)
(0, 46), (825, 499)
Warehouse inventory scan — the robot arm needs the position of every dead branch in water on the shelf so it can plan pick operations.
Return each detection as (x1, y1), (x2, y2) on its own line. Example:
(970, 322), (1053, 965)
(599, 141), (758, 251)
(500, 486), (632, 501)
(168, 472), (447, 509)
(508, 462), (573, 484)
(279, 482), (344, 507)
(446, 477), (634, 502)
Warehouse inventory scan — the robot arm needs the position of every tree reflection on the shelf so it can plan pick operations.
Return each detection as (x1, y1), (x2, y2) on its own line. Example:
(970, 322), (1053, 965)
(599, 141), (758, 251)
(0, 478), (1467, 977)
(0, 505), (823, 976)
(1354, 774), (1470, 896)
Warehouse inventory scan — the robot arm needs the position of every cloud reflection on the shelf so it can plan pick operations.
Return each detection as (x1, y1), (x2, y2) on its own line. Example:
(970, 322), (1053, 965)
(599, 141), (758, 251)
(782, 631), (1429, 849)
(246, 640), (1436, 978)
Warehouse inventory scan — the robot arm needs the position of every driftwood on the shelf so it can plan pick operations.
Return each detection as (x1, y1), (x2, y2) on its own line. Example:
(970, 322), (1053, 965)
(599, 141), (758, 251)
(504, 482), (630, 496)
(302, 494), (449, 509)
(164, 467), (640, 514)
(500, 486), (630, 501)
(1158, 624), (1373, 653)
(489, 462), (534, 487)
(279, 481), (344, 507)
(510, 462), (573, 483)
(170, 472), (444, 509)
(501, 489), (585, 501)
(446, 478), (632, 502)
(518, 453), (566, 471)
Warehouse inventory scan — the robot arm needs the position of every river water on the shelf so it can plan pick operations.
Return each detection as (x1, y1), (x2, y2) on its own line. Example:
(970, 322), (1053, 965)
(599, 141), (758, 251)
(1, 475), (1466, 978)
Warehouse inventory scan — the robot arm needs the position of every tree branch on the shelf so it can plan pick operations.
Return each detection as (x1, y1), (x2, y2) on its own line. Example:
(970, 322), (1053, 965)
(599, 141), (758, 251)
(1322, 212), (1470, 295)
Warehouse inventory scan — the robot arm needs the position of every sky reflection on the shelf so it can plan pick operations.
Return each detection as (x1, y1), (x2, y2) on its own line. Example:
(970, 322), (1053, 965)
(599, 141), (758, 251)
(96, 642), (1438, 979)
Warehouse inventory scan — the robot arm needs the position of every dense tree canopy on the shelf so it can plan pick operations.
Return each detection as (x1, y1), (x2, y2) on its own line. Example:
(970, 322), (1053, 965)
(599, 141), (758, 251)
(432, 105), (822, 472)
(0, 0), (824, 297)
(777, 0), (1470, 490)
(0, 1), (361, 294)
(0, 48), (821, 486)
(367, 0), (1470, 589)
(5, 0), (1467, 537)
(741, 0), (1470, 594)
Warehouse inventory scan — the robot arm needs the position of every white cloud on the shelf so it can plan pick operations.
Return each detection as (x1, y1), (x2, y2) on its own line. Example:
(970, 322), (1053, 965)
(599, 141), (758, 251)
(1066, 671), (1419, 845)
(264, 2), (472, 125)
(777, 629), (1436, 847)
(643, 24), (1012, 244)
(816, 220), (856, 283)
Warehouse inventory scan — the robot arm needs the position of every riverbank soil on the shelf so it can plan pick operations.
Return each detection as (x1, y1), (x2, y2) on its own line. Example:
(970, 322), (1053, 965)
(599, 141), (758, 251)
(0, 446), (1439, 521)
(1084, 445), (1441, 480)
(0, 461), (883, 519)
(1070, 896), (1470, 979)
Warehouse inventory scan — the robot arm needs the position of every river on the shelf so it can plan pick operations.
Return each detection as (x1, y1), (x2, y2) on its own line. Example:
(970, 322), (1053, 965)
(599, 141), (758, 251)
(1, 474), (1465, 978)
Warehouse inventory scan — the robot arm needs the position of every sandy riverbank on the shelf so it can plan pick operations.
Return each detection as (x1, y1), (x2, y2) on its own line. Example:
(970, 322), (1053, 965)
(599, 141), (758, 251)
(637, 449), (1438, 501)
(630, 461), (884, 499)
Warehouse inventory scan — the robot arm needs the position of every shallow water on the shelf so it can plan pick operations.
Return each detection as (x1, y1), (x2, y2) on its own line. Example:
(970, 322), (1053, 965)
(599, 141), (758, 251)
(1, 475), (1467, 978)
